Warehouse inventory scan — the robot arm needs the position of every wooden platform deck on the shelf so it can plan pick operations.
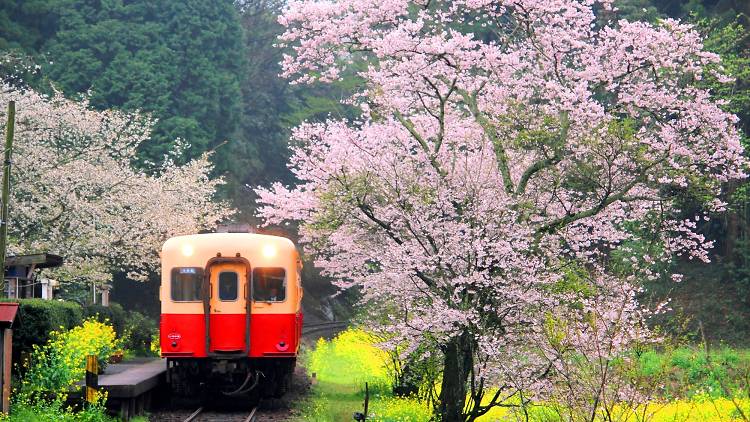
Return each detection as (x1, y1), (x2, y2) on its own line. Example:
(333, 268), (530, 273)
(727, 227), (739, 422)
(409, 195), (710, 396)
(99, 358), (166, 398)
(74, 358), (167, 420)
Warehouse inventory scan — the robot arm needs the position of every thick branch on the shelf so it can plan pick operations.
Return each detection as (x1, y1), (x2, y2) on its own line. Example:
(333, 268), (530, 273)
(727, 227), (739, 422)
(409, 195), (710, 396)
(422, 76), (457, 155)
(354, 200), (439, 289)
(393, 111), (446, 176)
(536, 174), (646, 236)
(457, 87), (514, 194)
(515, 112), (569, 195)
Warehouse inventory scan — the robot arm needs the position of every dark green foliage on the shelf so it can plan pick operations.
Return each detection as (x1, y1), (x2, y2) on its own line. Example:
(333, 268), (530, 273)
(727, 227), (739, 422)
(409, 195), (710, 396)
(0, 0), (359, 220)
(110, 272), (160, 318)
(668, 0), (749, 22)
(611, 0), (661, 22)
(0, 299), (83, 359)
(53, 281), (98, 308)
(646, 262), (750, 346)
(693, 9), (750, 318)
(228, 0), (295, 217)
(40, 0), (246, 164)
(0, 51), (47, 90)
(391, 347), (442, 405)
(232, 0), (361, 219)
(698, 18), (750, 135)
(0, 0), (61, 53)
(0, 0), (359, 221)
(730, 237), (750, 305)
(122, 310), (157, 356)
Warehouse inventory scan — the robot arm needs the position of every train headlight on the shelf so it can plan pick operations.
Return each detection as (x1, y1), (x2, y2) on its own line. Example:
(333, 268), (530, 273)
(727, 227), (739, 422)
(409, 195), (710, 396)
(262, 244), (276, 258)
(181, 244), (194, 257)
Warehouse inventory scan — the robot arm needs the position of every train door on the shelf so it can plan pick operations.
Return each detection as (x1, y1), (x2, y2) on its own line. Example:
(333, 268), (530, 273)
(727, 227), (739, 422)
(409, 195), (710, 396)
(208, 262), (248, 353)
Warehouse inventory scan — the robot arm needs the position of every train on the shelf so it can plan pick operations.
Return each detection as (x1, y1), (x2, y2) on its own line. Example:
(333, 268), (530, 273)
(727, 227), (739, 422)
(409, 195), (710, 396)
(159, 232), (303, 399)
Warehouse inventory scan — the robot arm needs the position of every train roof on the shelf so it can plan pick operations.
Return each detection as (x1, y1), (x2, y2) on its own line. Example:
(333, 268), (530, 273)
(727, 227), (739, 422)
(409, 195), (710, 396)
(162, 232), (295, 250)
(161, 232), (298, 266)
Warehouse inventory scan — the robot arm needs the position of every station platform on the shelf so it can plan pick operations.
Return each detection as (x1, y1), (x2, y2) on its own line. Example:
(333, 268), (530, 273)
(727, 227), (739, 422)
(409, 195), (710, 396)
(99, 358), (166, 398)
(75, 357), (167, 420)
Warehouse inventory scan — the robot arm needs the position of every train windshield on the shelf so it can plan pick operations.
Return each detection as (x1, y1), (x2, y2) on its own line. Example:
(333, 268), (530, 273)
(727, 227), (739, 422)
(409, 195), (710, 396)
(218, 271), (238, 301)
(171, 267), (204, 301)
(253, 267), (285, 302)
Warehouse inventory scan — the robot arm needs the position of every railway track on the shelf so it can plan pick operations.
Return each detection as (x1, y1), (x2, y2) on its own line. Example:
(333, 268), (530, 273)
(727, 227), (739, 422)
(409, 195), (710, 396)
(149, 324), (339, 421)
(301, 321), (347, 336)
(182, 405), (258, 422)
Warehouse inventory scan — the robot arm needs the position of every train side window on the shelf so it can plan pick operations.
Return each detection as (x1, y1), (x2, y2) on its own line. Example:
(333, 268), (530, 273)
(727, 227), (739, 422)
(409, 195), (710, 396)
(171, 267), (203, 302)
(218, 271), (238, 301)
(253, 268), (285, 302)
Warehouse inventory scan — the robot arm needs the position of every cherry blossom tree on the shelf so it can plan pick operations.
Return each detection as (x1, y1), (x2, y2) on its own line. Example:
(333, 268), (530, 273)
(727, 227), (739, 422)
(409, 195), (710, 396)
(258, 0), (746, 419)
(0, 84), (232, 286)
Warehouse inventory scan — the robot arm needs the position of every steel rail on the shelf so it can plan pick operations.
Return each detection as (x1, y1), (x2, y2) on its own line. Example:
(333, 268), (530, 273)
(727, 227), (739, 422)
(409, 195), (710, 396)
(183, 407), (203, 422)
(243, 407), (258, 422)
(301, 321), (347, 335)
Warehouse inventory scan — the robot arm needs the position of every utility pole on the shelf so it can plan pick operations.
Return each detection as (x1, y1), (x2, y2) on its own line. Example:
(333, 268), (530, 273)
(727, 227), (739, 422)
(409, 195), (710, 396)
(0, 101), (15, 288)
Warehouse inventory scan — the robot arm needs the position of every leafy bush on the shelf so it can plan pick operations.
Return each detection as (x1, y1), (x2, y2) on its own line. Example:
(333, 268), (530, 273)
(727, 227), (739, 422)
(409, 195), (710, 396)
(0, 299), (84, 363)
(20, 318), (122, 394)
(150, 332), (161, 356)
(122, 311), (158, 356)
(7, 319), (121, 422)
(83, 303), (158, 356)
(0, 298), (158, 366)
(2, 394), (114, 422)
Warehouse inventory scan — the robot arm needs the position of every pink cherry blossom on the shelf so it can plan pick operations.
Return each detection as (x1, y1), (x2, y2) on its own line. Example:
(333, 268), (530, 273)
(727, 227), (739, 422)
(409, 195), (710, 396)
(1, 85), (233, 284)
(261, 0), (746, 419)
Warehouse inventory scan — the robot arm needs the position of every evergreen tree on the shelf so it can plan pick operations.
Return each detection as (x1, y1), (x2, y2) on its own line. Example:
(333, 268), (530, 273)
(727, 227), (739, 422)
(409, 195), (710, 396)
(233, 0), (362, 218)
(0, 0), (61, 53)
(41, 0), (246, 164)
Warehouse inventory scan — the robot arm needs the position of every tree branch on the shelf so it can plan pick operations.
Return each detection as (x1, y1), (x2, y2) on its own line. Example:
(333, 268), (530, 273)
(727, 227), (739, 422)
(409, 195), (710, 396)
(393, 110), (446, 176)
(536, 173), (648, 236)
(516, 111), (569, 195)
(456, 86), (515, 194)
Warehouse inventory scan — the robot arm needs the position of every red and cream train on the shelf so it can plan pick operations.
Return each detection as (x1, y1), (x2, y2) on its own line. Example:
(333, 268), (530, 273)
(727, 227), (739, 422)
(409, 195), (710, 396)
(159, 232), (303, 398)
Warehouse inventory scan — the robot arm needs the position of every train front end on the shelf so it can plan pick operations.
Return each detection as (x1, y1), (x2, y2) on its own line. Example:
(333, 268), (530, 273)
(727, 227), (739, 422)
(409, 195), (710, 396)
(159, 232), (303, 398)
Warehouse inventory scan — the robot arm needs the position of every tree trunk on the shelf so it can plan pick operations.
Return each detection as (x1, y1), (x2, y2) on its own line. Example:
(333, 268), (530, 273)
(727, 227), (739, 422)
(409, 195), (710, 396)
(724, 181), (739, 258)
(438, 332), (473, 422)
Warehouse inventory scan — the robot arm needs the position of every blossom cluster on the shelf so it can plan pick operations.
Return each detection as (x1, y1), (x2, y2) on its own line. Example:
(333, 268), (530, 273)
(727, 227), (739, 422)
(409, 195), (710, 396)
(0, 85), (233, 283)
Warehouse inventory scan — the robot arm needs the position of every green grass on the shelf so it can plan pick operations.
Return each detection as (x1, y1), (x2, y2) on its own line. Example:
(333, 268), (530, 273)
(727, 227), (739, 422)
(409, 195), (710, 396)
(297, 380), (431, 421)
(636, 346), (750, 399)
(0, 400), (115, 422)
(293, 329), (750, 421)
(294, 329), (431, 421)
